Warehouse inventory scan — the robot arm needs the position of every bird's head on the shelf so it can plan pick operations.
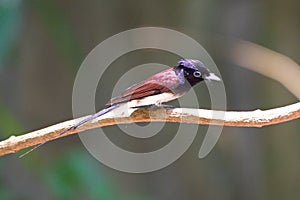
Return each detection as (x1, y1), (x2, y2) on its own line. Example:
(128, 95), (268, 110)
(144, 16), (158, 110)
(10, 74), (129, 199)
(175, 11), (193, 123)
(178, 59), (221, 86)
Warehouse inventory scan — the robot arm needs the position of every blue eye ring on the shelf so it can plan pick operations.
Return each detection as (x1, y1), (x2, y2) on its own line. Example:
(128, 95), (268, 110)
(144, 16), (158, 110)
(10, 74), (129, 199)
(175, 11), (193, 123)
(193, 71), (201, 78)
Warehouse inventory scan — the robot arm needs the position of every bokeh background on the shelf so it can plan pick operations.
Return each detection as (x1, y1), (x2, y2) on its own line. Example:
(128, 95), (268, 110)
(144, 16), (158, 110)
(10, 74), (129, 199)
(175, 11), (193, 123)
(0, 0), (299, 199)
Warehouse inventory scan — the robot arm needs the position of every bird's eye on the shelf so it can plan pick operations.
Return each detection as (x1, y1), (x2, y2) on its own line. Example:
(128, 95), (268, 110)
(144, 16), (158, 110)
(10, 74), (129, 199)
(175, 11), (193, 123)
(193, 71), (201, 78)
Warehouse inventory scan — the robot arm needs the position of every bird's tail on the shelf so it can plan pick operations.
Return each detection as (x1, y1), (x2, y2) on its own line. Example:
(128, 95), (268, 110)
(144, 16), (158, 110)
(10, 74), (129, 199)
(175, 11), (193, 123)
(69, 103), (121, 130)
(19, 104), (121, 158)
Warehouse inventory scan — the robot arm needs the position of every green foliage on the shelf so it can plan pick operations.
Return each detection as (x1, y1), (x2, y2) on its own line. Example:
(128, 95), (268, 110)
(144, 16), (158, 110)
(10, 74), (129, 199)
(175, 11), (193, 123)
(30, 0), (83, 69)
(41, 150), (154, 200)
(0, 188), (15, 200)
(43, 150), (117, 200)
(0, 0), (21, 67)
(0, 100), (23, 138)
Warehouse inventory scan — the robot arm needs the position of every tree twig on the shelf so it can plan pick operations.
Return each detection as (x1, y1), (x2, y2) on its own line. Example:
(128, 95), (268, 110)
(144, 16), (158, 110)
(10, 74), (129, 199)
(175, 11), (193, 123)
(1, 102), (300, 157)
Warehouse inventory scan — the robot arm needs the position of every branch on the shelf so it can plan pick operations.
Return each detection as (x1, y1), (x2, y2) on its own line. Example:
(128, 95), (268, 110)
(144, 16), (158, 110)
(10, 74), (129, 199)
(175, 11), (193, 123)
(1, 102), (300, 156)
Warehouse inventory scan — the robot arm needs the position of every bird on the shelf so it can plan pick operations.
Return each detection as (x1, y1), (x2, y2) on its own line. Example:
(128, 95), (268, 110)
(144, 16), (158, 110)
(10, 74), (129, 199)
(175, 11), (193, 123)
(19, 59), (221, 157)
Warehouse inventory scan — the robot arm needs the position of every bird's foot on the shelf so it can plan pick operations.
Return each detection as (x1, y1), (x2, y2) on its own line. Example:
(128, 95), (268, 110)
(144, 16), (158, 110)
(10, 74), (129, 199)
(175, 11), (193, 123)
(150, 104), (176, 109)
(131, 104), (176, 110)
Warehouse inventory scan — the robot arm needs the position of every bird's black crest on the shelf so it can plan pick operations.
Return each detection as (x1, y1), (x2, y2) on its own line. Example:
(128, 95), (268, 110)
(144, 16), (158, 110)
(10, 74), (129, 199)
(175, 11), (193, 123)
(178, 59), (205, 70)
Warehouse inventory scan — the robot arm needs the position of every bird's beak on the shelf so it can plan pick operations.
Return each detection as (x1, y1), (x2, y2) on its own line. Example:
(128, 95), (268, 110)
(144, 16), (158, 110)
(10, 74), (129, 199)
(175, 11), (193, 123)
(205, 73), (221, 81)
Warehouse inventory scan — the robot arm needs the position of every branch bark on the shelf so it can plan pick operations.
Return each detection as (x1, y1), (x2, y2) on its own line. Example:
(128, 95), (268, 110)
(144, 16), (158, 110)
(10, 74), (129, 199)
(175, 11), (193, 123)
(1, 102), (300, 157)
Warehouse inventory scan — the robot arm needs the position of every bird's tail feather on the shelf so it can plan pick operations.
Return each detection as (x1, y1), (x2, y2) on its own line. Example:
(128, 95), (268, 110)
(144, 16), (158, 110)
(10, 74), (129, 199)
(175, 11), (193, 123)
(19, 104), (121, 158)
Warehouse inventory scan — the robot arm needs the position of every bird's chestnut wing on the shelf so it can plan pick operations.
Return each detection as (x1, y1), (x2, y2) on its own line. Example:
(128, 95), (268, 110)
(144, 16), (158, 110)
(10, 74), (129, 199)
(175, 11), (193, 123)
(106, 68), (180, 106)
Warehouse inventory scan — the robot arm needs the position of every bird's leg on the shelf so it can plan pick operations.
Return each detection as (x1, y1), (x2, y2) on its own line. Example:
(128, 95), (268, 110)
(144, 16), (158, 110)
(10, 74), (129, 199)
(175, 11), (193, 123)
(156, 104), (176, 109)
(152, 101), (176, 109)
(131, 104), (175, 110)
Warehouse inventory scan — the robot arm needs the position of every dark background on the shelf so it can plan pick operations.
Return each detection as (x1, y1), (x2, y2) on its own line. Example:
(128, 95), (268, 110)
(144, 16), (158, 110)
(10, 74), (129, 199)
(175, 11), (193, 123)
(0, 0), (299, 199)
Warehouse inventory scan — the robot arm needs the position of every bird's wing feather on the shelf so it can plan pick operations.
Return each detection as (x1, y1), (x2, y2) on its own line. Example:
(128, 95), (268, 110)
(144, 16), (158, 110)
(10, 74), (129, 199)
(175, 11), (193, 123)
(106, 68), (180, 106)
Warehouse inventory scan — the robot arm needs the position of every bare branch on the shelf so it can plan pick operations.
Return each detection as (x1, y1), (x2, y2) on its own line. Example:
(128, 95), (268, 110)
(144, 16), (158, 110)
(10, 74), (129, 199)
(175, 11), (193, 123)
(1, 102), (300, 157)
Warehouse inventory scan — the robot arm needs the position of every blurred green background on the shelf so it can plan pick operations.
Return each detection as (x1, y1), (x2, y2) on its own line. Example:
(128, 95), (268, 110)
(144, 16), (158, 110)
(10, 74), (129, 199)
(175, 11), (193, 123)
(0, 0), (299, 199)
